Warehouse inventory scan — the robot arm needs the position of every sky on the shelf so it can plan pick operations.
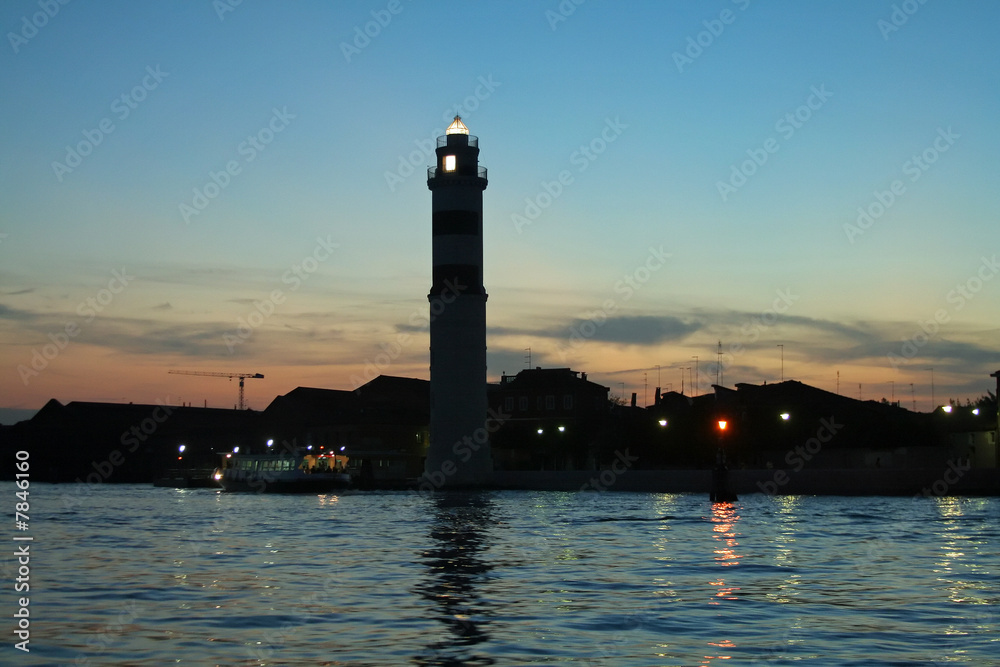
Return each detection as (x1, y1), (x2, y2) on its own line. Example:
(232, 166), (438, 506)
(1, 0), (998, 422)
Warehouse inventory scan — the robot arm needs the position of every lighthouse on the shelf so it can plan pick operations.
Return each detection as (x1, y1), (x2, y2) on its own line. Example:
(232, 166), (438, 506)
(424, 116), (492, 487)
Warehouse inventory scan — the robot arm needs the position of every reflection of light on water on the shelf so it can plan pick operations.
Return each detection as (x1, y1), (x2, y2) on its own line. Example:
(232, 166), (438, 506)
(317, 494), (339, 507)
(932, 496), (993, 625)
(710, 502), (742, 568)
(703, 503), (742, 662)
(765, 495), (802, 604)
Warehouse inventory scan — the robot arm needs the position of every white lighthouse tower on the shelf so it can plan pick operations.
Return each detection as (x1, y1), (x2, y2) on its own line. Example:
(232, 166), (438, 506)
(424, 116), (492, 486)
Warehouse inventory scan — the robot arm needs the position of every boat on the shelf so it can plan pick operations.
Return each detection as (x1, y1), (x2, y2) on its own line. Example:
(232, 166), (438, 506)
(214, 449), (351, 493)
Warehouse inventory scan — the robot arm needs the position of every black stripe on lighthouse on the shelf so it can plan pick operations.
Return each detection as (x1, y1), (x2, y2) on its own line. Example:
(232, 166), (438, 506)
(431, 264), (482, 296)
(432, 210), (479, 236)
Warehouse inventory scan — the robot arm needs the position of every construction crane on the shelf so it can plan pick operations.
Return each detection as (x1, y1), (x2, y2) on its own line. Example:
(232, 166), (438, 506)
(168, 370), (264, 410)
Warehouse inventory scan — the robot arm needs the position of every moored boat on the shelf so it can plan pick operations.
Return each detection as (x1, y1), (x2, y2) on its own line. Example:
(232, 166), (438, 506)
(214, 449), (351, 493)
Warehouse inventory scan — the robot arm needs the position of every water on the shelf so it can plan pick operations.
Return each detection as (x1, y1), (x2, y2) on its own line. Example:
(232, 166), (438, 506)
(7, 484), (999, 665)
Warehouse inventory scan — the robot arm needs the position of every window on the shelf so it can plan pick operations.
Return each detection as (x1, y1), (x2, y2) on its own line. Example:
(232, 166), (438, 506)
(444, 155), (456, 171)
(563, 394), (573, 410)
(519, 396), (528, 411)
(504, 396), (514, 412)
(546, 395), (555, 410)
(537, 396), (544, 410)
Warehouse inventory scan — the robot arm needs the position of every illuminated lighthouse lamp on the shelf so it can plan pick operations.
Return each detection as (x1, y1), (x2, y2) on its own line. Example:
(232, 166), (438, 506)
(442, 116), (469, 172)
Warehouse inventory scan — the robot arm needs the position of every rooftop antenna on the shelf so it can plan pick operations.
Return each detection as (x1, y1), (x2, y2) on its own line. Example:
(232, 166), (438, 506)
(716, 341), (722, 386)
(692, 355), (699, 396)
(524, 347), (531, 369)
(925, 367), (935, 410)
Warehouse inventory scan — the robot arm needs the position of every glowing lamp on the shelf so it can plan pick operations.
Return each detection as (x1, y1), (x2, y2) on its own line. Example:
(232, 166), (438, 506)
(942, 405), (953, 413)
(233, 446), (240, 454)
(266, 439), (274, 447)
(779, 413), (790, 421)
(658, 419), (667, 427)
(537, 428), (544, 435)
(717, 420), (728, 431)
(557, 425), (566, 433)
(972, 408), (980, 415)
(445, 116), (469, 135)
(178, 444), (186, 453)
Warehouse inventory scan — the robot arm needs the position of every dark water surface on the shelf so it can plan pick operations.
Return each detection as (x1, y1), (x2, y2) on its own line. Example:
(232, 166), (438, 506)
(7, 484), (999, 665)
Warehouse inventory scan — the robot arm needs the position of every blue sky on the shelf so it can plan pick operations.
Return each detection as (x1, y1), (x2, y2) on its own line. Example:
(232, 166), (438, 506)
(1, 0), (998, 420)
